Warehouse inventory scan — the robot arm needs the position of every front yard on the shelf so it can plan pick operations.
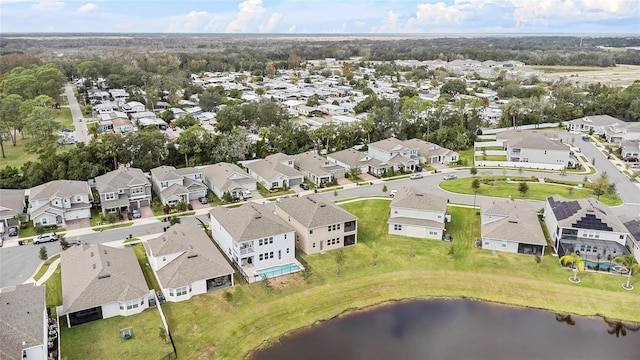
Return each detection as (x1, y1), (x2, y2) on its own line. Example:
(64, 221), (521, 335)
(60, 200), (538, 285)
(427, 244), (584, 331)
(157, 200), (639, 359)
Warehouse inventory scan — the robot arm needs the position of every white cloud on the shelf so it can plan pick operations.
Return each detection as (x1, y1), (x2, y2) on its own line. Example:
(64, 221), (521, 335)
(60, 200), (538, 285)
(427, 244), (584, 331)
(226, 0), (266, 32)
(353, 21), (365, 28)
(259, 12), (281, 33)
(415, 2), (462, 24)
(510, 0), (639, 23)
(77, 3), (96, 13)
(31, 1), (65, 11)
(168, 10), (212, 32)
(287, 24), (296, 33)
(372, 10), (401, 32)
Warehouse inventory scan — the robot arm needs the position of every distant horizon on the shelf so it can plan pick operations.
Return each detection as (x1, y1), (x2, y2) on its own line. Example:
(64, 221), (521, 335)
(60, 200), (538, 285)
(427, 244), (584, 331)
(3, 32), (639, 37)
(1, 1), (638, 34)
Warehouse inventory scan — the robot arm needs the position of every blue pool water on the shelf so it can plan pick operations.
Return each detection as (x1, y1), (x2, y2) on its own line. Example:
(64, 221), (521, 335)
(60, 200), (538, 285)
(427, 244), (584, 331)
(256, 263), (302, 279)
(583, 260), (614, 271)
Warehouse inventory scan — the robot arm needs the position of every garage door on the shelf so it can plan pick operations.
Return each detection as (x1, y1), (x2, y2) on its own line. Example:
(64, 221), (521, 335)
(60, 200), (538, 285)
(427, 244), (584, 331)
(288, 177), (303, 186)
(139, 199), (150, 207)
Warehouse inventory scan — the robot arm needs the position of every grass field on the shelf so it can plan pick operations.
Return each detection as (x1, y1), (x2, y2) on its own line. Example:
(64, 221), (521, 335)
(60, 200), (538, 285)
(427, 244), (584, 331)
(439, 177), (622, 206)
(43, 264), (62, 312)
(157, 200), (639, 360)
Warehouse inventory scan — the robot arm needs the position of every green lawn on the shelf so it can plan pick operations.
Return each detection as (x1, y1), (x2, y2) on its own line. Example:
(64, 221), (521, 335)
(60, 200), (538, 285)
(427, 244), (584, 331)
(93, 222), (134, 232)
(60, 309), (174, 360)
(439, 177), (622, 206)
(450, 148), (473, 167)
(257, 183), (295, 198)
(475, 146), (504, 151)
(34, 254), (61, 282)
(43, 264), (62, 312)
(131, 243), (161, 291)
(59, 107), (74, 129)
(158, 200), (639, 360)
(475, 155), (508, 161)
(1, 138), (40, 169)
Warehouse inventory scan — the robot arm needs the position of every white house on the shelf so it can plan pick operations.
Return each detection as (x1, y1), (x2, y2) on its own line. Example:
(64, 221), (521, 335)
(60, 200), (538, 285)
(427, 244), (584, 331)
(200, 162), (257, 199)
(61, 244), (151, 327)
(244, 153), (305, 190)
(27, 180), (91, 227)
(0, 284), (48, 360)
(150, 166), (208, 206)
(145, 224), (234, 302)
(388, 187), (448, 240)
(121, 101), (145, 113)
(292, 151), (346, 186)
(481, 199), (546, 256)
(327, 148), (391, 177)
(403, 138), (459, 164)
(210, 203), (300, 283)
(566, 115), (621, 135)
(368, 138), (419, 171)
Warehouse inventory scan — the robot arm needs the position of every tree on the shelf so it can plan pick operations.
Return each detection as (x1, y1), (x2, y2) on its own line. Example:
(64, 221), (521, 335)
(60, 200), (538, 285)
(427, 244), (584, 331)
(20, 95), (60, 155)
(612, 254), (640, 290)
(334, 249), (345, 275)
(306, 94), (321, 107)
(470, 166), (478, 176)
(472, 178), (481, 209)
(39, 246), (48, 261)
(349, 167), (362, 180)
(440, 79), (467, 95)
(592, 172), (610, 200)
(535, 255), (541, 269)
(559, 253), (584, 283)
(173, 114), (198, 129)
(382, 184), (388, 193)
(518, 182), (529, 197)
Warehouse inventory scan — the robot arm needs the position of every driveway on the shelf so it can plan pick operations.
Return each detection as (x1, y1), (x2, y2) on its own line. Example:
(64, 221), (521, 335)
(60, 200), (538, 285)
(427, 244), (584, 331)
(359, 173), (377, 182)
(139, 206), (154, 218)
(189, 199), (210, 210)
(65, 218), (90, 231)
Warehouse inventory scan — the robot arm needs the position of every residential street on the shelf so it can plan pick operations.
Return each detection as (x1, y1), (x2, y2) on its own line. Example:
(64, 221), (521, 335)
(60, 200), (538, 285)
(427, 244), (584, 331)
(64, 83), (91, 144)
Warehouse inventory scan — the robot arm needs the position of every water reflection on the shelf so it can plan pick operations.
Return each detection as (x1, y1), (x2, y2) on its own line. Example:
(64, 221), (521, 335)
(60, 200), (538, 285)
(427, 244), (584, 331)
(251, 300), (640, 360)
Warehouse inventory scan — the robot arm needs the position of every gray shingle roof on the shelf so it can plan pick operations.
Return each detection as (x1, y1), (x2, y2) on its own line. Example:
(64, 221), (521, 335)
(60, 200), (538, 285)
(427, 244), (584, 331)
(61, 244), (149, 313)
(200, 162), (254, 191)
(497, 130), (568, 150)
(151, 165), (183, 182)
(547, 195), (627, 233)
(145, 224), (234, 289)
(369, 137), (408, 152)
(246, 158), (303, 182)
(482, 199), (546, 246)
(0, 284), (45, 360)
(391, 187), (448, 212)
(275, 195), (357, 229)
(210, 203), (294, 242)
(29, 180), (90, 201)
(0, 189), (25, 220)
(95, 167), (148, 194)
(292, 151), (346, 177)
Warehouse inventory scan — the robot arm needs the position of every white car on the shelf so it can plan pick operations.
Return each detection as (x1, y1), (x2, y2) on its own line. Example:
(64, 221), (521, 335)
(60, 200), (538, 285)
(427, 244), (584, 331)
(389, 189), (397, 197)
(132, 209), (141, 218)
(33, 233), (59, 244)
(443, 174), (458, 180)
(243, 190), (252, 199)
(410, 173), (423, 180)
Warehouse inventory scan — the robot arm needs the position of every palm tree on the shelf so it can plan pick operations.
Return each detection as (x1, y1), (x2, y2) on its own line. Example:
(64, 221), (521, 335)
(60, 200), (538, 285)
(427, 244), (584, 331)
(612, 254), (640, 290)
(560, 252), (584, 283)
(603, 318), (640, 337)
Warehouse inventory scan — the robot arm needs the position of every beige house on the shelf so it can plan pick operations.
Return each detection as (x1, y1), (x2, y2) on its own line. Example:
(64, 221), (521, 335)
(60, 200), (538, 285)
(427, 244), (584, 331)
(388, 187), (448, 240)
(274, 195), (358, 254)
(481, 199), (546, 256)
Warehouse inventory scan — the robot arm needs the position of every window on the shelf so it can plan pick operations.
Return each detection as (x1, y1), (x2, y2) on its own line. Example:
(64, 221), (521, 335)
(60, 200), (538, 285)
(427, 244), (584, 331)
(76, 196), (82, 202)
(271, 182), (279, 188)
(310, 229), (313, 234)
(393, 224), (402, 231)
(41, 218), (48, 225)
(259, 254), (264, 261)
(286, 248), (290, 253)
(131, 187), (144, 195)
(123, 299), (139, 310)
(270, 252), (274, 259)
(105, 193), (116, 200)
(484, 241), (490, 246)
(313, 243), (316, 248)
(284, 234), (287, 239)
(394, 211), (398, 214)
(259, 239), (263, 246)
(169, 289), (174, 296)
(195, 174), (202, 180)
(620, 235), (625, 240)
(501, 241), (507, 248)
(176, 287), (188, 296)
(161, 182), (168, 189)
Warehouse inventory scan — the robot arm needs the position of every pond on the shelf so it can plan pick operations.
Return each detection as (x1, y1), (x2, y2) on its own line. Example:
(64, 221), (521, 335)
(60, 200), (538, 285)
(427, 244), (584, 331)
(251, 299), (639, 360)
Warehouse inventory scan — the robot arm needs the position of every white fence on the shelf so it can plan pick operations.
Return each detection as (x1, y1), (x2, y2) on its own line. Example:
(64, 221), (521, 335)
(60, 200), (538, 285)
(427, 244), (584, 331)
(480, 123), (564, 135)
(474, 161), (565, 170)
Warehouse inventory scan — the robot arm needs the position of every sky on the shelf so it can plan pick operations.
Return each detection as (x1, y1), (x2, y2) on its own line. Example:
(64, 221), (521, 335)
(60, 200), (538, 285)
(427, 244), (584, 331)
(0, 0), (638, 34)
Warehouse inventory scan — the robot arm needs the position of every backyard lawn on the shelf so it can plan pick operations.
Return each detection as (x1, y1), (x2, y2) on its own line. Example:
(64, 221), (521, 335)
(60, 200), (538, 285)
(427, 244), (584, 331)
(43, 264), (62, 312)
(60, 308), (173, 360)
(439, 177), (622, 206)
(131, 243), (161, 291)
(157, 200), (639, 360)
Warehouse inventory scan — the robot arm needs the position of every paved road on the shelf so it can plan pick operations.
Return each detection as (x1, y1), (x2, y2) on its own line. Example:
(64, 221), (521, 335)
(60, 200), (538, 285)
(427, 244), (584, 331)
(1, 130), (639, 288)
(64, 83), (90, 144)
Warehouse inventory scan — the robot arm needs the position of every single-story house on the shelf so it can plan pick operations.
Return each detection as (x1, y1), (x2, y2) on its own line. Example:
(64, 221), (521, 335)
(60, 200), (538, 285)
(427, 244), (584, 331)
(481, 199), (546, 256)
(0, 189), (25, 232)
(245, 153), (304, 190)
(292, 151), (346, 186)
(327, 148), (391, 176)
(200, 162), (256, 199)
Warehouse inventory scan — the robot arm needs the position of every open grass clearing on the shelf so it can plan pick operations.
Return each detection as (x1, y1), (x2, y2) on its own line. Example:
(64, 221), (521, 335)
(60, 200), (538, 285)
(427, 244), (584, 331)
(160, 200), (639, 360)
(60, 308), (173, 360)
(439, 177), (622, 206)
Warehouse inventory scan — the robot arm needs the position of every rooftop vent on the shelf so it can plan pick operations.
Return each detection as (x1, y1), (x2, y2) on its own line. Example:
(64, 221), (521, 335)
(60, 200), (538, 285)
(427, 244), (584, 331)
(320, 204), (326, 207)
(106, 261), (110, 266)
(90, 251), (94, 257)
(415, 194), (424, 197)
(187, 254), (198, 259)
(98, 274), (111, 279)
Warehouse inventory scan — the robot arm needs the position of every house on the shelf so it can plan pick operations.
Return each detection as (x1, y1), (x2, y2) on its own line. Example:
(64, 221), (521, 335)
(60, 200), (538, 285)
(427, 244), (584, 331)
(92, 101), (117, 114)
(604, 122), (640, 144)
(245, 153), (305, 190)
(200, 162), (256, 199)
(274, 195), (358, 255)
(61, 244), (151, 327)
(121, 101), (145, 113)
(150, 165), (208, 206)
(368, 138), (419, 171)
(478, 130), (572, 170)
(481, 199), (546, 256)
(0, 284), (48, 360)
(544, 195), (631, 270)
(620, 216), (640, 260)
(87, 89), (110, 103)
(327, 148), (391, 177)
(94, 167), (152, 215)
(27, 180), (91, 227)
(297, 105), (323, 117)
(144, 224), (234, 301)
(566, 115), (621, 135)
(319, 103), (348, 116)
(109, 89), (129, 102)
(403, 138), (459, 164)
(0, 189), (25, 232)
(112, 117), (135, 133)
(620, 140), (640, 159)
(210, 203), (300, 283)
(292, 151), (346, 186)
(388, 187), (448, 240)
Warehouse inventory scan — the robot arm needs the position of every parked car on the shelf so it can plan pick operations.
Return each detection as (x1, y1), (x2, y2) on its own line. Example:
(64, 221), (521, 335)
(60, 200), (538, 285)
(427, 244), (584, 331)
(198, 196), (209, 205)
(443, 174), (458, 180)
(623, 157), (638, 163)
(410, 173), (423, 180)
(33, 233), (59, 244)
(243, 189), (252, 199)
(299, 183), (310, 190)
(389, 189), (397, 197)
(582, 136), (590, 142)
(8, 226), (18, 237)
(132, 209), (141, 218)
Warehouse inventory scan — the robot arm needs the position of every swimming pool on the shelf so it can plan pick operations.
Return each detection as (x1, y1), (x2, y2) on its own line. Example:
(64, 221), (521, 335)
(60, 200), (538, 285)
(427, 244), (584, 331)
(583, 260), (615, 271)
(256, 263), (302, 279)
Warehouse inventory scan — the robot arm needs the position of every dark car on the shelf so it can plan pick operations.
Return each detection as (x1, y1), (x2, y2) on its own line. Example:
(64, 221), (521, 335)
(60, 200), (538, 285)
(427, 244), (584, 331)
(299, 183), (309, 190)
(198, 196), (209, 205)
(8, 226), (18, 237)
(623, 157), (638, 163)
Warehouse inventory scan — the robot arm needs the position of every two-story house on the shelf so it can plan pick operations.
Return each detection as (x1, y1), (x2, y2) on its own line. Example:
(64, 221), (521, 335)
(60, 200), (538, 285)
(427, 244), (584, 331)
(27, 180), (91, 227)
(493, 130), (572, 170)
(200, 162), (256, 199)
(368, 138), (419, 172)
(144, 224), (234, 301)
(403, 138), (459, 164)
(544, 195), (631, 270)
(94, 167), (152, 215)
(481, 199), (546, 256)
(291, 151), (346, 186)
(274, 195), (358, 255)
(150, 166), (208, 206)
(210, 203), (300, 283)
(388, 187), (448, 240)
(244, 153), (305, 190)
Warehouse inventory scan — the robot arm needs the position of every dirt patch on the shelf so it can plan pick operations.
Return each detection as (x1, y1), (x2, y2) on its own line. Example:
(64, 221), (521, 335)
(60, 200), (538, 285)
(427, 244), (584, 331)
(270, 272), (305, 290)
